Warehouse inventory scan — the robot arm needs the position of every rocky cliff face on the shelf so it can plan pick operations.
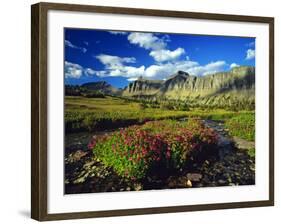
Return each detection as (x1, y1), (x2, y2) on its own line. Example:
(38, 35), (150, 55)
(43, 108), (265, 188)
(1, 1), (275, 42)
(123, 77), (164, 96)
(123, 66), (255, 101)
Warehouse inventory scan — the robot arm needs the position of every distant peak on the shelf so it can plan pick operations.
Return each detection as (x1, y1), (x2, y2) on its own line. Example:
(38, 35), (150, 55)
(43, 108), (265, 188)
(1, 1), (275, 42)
(177, 70), (189, 76)
(167, 70), (190, 80)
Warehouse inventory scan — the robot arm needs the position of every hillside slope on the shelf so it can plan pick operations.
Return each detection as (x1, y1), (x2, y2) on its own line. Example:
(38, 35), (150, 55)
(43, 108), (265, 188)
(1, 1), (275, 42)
(122, 66), (255, 109)
(81, 81), (122, 95)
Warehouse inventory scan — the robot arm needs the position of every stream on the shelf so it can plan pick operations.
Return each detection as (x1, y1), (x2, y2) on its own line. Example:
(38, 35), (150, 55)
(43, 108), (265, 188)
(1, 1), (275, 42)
(65, 119), (255, 194)
(202, 120), (234, 159)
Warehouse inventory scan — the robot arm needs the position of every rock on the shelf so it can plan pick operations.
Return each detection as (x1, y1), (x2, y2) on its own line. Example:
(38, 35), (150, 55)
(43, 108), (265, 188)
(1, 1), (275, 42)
(186, 173), (202, 182)
(227, 177), (232, 183)
(233, 136), (255, 150)
(218, 179), (227, 185)
(134, 183), (142, 191)
(186, 180), (192, 188)
(123, 66), (255, 107)
(66, 150), (88, 163)
(73, 173), (89, 184)
(167, 177), (177, 188)
(202, 176), (210, 183)
(234, 172), (240, 176)
(123, 78), (164, 97)
(250, 167), (255, 172)
(83, 161), (95, 169)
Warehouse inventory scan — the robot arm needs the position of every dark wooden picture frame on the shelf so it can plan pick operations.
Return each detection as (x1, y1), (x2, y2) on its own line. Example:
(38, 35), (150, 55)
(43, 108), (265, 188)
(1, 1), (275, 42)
(31, 2), (274, 221)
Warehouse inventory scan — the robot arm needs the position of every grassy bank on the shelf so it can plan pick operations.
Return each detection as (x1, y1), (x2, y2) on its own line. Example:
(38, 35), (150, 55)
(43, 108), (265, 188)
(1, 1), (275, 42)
(65, 96), (191, 132)
(65, 96), (255, 140)
(225, 113), (255, 141)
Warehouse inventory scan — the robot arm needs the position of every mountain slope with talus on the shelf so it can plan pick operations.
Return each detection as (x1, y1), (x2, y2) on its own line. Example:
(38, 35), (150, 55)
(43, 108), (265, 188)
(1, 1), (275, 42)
(122, 66), (255, 109)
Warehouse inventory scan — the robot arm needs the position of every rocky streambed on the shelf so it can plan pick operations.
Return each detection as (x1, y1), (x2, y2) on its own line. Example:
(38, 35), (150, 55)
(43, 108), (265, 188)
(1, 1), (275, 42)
(64, 119), (255, 194)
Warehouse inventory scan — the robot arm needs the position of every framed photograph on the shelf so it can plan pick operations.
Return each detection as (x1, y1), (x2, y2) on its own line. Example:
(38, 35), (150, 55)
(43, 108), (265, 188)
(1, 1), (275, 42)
(31, 2), (274, 221)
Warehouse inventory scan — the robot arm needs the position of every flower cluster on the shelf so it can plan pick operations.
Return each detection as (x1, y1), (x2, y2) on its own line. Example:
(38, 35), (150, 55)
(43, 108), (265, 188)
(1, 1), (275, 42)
(90, 119), (218, 180)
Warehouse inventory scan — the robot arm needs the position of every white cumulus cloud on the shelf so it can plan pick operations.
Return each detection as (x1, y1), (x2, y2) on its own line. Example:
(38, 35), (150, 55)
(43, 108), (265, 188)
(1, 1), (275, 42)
(128, 32), (187, 63)
(127, 77), (139, 81)
(109, 31), (128, 35)
(65, 62), (104, 79)
(128, 32), (166, 50)
(149, 48), (185, 62)
(230, 63), (239, 69)
(66, 31), (229, 81)
(106, 65), (145, 78)
(95, 54), (144, 78)
(65, 58), (227, 81)
(124, 59), (196, 80)
(84, 68), (95, 76)
(65, 40), (87, 53)
(96, 54), (136, 70)
(65, 61), (83, 79)
(246, 49), (255, 60)
(94, 50), (226, 80)
(186, 61), (227, 76)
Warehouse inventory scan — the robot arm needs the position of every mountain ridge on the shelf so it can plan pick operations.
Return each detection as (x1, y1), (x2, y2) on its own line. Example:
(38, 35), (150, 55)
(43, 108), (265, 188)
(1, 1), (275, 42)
(81, 81), (122, 95)
(78, 66), (255, 109)
(123, 66), (255, 99)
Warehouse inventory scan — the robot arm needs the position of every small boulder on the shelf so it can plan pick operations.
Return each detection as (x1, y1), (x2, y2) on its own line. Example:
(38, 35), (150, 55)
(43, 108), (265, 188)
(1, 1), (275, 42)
(186, 173), (202, 182)
(186, 180), (192, 188)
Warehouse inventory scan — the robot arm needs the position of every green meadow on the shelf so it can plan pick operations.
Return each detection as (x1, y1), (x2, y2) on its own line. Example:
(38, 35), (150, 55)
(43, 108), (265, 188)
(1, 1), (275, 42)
(65, 96), (254, 142)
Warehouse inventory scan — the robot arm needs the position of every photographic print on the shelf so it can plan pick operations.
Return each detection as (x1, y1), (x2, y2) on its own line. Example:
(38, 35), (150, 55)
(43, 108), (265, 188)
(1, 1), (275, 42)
(64, 28), (256, 194)
(31, 3), (274, 220)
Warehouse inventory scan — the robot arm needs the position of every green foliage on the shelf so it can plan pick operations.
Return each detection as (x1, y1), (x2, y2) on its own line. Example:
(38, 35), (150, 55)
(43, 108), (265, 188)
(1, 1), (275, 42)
(65, 96), (192, 133)
(225, 113), (255, 141)
(247, 148), (255, 158)
(82, 116), (97, 132)
(65, 85), (105, 98)
(130, 93), (255, 111)
(65, 96), (255, 134)
(90, 119), (219, 180)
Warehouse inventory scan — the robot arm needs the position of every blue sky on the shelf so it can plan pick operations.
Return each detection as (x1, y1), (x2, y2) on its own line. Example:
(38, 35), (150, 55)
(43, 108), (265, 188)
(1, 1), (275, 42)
(64, 28), (255, 88)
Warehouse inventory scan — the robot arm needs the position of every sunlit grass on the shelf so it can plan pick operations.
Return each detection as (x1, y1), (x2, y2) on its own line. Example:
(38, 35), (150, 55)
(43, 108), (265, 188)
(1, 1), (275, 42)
(65, 96), (255, 137)
(225, 113), (255, 141)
